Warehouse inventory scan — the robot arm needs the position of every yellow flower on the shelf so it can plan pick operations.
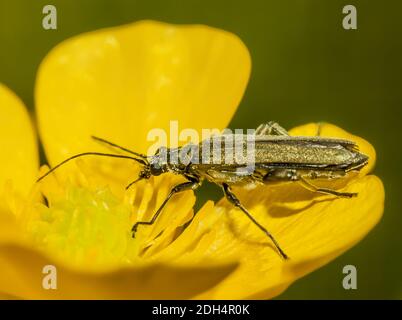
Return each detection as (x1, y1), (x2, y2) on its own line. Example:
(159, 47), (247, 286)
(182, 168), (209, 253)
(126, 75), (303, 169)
(0, 21), (384, 299)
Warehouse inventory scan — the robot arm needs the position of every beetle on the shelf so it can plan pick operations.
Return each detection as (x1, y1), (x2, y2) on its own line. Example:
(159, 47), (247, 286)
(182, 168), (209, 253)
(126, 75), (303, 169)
(37, 122), (369, 259)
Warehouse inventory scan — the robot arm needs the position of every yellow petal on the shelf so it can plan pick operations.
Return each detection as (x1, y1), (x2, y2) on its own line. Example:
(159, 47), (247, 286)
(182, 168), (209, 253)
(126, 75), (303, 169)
(0, 170), (238, 299)
(35, 20), (251, 166)
(0, 84), (38, 204)
(0, 243), (237, 299)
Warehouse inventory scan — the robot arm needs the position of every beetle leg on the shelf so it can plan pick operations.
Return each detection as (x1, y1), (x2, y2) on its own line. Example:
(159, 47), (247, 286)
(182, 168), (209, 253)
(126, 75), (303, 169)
(255, 121), (289, 136)
(298, 177), (357, 198)
(315, 121), (326, 136)
(131, 176), (201, 237)
(222, 183), (288, 260)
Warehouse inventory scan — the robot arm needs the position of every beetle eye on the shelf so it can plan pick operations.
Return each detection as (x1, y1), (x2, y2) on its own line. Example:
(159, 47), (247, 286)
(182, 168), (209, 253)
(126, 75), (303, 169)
(150, 164), (163, 176)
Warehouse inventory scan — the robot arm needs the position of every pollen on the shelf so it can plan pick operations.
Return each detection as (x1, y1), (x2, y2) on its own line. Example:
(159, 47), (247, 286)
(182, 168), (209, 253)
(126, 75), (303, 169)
(25, 186), (137, 271)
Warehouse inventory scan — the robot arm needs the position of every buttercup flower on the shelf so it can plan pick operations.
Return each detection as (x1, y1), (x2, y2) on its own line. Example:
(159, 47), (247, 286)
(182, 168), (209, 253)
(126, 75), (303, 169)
(0, 21), (384, 299)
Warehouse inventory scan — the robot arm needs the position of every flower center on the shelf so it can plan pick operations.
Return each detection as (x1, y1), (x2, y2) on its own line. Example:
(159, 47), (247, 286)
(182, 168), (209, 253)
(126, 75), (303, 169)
(25, 186), (140, 271)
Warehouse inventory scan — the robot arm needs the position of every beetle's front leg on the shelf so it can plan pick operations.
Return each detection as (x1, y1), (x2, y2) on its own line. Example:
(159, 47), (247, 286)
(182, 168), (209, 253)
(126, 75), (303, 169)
(222, 183), (288, 260)
(131, 176), (201, 237)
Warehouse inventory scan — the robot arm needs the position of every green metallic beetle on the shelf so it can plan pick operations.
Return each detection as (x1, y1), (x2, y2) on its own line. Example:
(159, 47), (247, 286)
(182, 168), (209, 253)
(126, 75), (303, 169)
(37, 122), (369, 259)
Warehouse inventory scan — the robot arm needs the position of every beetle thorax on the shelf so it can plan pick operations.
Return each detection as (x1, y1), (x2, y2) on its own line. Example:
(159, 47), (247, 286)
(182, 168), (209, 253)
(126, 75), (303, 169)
(149, 146), (195, 176)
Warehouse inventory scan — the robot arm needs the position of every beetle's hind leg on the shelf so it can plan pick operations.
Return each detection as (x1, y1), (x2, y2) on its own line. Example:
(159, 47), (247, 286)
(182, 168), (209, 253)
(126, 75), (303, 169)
(298, 177), (357, 198)
(255, 121), (289, 136)
(222, 183), (288, 260)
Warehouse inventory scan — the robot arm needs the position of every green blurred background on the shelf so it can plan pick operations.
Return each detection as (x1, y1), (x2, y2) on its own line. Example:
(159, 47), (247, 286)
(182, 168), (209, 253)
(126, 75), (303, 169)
(0, 0), (401, 299)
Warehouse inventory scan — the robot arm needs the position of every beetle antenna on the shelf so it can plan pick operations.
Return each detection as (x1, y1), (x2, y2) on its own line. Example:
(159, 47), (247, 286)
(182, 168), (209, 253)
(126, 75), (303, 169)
(37, 152), (147, 183)
(91, 136), (149, 159)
